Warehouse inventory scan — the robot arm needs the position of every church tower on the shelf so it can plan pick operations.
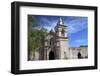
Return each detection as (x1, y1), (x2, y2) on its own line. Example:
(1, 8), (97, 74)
(55, 18), (69, 59)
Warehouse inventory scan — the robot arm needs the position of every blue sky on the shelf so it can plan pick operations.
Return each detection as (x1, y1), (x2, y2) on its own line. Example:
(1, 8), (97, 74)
(32, 15), (88, 47)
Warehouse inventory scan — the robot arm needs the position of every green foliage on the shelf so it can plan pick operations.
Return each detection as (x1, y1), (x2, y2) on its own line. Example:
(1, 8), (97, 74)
(28, 15), (48, 52)
(32, 28), (47, 50)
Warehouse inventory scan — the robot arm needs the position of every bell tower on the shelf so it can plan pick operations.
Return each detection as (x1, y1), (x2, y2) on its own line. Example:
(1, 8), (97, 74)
(55, 17), (67, 37)
(55, 18), (69, 59)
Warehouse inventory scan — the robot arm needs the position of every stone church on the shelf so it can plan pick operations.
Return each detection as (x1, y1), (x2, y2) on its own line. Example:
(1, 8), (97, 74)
(30, 18), (88, 60)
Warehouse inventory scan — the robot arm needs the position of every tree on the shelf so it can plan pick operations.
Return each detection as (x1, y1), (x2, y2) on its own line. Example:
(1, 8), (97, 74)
(28, 15), (36, 60)
(28, 15), (48, 60)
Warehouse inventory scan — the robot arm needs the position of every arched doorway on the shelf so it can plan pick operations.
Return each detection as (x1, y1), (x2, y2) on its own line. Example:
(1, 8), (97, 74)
(77, 52), (82, 59)
(49, 51), (55, 60)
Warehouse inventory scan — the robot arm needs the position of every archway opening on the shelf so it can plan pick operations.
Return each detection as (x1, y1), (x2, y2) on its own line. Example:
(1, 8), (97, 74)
(77, 52), (82, 59)
(49, 51), (55, 60)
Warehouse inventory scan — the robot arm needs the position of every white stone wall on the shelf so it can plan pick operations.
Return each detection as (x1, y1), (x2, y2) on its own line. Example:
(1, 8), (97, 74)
(29, 51), (34, 60)
(59, 38), (69, 59)
(80, 46), (88, 58)
(34, 51), (39, 60)
(69, 48), (80, 59)
(69, 46), (88, 59)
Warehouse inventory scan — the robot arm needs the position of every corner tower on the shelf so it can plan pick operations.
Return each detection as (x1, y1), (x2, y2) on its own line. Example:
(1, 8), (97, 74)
(55, 18), (69, 59)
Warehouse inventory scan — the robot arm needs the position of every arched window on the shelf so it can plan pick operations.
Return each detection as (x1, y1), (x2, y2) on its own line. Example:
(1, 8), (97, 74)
(61, 29), (65, 37)
(50, 38), (52, 45)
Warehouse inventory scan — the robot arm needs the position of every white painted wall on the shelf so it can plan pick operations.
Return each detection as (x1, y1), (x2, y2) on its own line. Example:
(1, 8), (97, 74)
(0, 0), (100, 76)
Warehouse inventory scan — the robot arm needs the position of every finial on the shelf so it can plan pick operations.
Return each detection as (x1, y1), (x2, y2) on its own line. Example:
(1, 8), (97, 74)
(60, 17), (62, 22)
(58, 17), (64, 25)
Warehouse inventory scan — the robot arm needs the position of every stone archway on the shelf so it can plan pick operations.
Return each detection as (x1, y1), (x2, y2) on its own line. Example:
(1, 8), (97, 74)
(49, 51), (55, 60)
(77, 52), (82, 59)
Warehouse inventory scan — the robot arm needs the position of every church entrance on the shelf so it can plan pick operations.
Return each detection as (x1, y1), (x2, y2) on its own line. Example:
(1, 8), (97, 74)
(49, 51), (55, 60)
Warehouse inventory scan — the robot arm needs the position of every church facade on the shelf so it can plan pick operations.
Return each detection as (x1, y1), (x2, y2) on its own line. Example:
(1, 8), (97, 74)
(30, 18), (88, 60)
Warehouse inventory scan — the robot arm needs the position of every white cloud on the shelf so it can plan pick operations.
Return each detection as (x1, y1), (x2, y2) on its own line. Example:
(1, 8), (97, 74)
(65, 18), (87, 34)
(40, 18), (58, 32)
(38, 16), (87, 34)
(75, 40), (85, 43)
